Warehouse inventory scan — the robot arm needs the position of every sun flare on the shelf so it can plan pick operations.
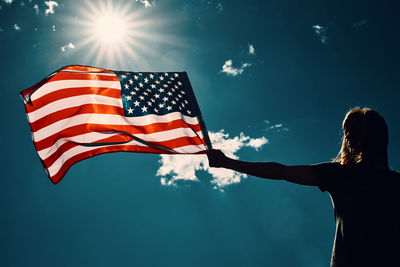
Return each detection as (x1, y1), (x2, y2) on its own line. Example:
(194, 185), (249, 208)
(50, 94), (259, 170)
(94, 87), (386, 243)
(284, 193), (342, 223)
(71, 0), (174, 68)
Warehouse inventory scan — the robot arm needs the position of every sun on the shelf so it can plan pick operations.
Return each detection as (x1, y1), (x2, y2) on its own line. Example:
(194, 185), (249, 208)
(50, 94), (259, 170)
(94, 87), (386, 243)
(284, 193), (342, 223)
(92, 12), (128, 46)
(71, 0), (169, 69)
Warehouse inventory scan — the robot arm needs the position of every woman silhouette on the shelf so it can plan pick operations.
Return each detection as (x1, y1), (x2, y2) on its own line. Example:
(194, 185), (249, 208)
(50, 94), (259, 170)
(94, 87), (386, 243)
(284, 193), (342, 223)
(207, 108), (399, 267)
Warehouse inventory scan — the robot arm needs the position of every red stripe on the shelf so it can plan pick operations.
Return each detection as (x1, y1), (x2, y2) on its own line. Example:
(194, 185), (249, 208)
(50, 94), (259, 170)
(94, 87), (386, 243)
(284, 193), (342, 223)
(49, 145), (172, 184)
(47, 72), (119, 82)
(43, 134), (205, 168)
(59, 65), (112, 72)
(30, 104), (125, 132)
(34, 120), (203, 151)
(26, 87), (121, 113)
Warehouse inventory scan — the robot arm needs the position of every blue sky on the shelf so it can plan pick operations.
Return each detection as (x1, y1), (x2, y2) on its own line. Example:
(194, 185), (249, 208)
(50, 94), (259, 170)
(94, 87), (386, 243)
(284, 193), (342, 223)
(1, 0), (399, 266)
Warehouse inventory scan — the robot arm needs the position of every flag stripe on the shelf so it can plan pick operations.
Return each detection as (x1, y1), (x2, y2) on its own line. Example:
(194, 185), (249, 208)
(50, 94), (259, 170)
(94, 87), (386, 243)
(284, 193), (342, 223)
(32, 112), (200, 143)
(34, 119), (202, 151)
(48, 72), (119, 82)
(49, 144), (205, 184)
(46, 134), (206, 175)
(25, 87), (122, 113)
(30, 104), (125, 132)
(58, 65), (113, 72)
(27, 94), (123, 123)
(29, 80), (121, 101)
(39, 127), (205, 163)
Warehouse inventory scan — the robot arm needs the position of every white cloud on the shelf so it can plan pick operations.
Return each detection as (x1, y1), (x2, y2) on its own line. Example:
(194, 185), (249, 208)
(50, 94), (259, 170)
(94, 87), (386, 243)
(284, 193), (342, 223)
(220, 59), (251, 76)
(60, 42), (75, 52)
(157, 130), (268, 189)
(52, 25), (55, 31)
(216, 2), (223, 13)
(312, 25), (328, 44)
(136, 0), (152, 8)
(34, 4), (39, 15)
(13, 24), (20, 31)
(44, 1), (58, 15)
(3, 0), (13, 4)
(263, 120), (289, 132)
(248, 43), (255, 55)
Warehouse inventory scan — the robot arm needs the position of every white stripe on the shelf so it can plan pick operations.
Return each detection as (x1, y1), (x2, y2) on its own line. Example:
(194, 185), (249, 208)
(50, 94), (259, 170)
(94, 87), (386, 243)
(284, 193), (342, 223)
(47, 140), (206, 177)
(27, 94), (123, 123)
(32, 112), (200, 142)
(30, 80), (121, 101)
(39, 127), (204, 159)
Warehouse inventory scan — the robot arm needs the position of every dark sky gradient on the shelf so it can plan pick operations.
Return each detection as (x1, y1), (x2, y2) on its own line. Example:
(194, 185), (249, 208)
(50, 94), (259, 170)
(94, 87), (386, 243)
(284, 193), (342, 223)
(1, 1), (399, 266)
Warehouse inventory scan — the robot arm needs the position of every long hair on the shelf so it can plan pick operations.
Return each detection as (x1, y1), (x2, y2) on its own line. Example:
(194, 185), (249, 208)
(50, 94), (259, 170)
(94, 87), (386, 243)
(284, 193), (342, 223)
(335, 107), (389, 168)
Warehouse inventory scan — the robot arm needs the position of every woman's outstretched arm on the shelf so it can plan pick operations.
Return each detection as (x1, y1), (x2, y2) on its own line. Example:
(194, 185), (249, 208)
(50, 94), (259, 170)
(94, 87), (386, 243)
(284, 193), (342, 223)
(206, 149), (319, 186)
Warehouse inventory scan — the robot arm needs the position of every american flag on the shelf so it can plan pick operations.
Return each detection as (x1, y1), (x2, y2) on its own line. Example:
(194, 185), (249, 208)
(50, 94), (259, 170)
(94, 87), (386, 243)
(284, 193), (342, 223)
(20, 65), (211, 184)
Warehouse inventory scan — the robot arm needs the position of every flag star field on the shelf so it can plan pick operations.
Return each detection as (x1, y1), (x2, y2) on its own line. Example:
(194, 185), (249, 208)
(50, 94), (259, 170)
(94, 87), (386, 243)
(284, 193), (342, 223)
(1, 1), (399, 267)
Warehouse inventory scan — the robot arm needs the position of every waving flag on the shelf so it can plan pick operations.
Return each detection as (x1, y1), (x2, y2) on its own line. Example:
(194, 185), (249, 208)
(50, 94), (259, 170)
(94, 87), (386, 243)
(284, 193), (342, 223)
(20, 65), (211, 184)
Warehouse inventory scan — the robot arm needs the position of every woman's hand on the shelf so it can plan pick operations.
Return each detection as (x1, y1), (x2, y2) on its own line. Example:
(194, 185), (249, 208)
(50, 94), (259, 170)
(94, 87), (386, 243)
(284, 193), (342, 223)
(206, 149), (229, 168)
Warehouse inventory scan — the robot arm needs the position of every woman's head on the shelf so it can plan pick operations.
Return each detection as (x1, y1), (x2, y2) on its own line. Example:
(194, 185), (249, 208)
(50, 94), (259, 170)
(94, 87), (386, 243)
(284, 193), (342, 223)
(336, 107), (388, 168)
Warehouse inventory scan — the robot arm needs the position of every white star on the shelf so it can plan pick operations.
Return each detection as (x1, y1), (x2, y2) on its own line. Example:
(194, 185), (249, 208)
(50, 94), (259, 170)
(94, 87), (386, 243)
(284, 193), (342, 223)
(167, 81), (172, 84)
(158, 103), (164, 108)
(144, 78), (149, 83)
(134, 87), (139, 91)
(174, 85), (178, 89)
(181, 91), (186, 95)
(178, 81), (182, 85)
(130, 91), (136, 95)
(126, 95), (132, 101)
(167, 92), (172, 96)
(163, 84), (168, 88)
(151, 84), (156, 89)
(187, 110), (191, 115)
(134, 75), (139, 80)
(134, 100), (140, 106)
(141, 106), (148, 112)
(163, 97), (168, 101)
(171, 100), (176, 105)
(147, 101), (152, 106)
(178, 94), (182, 98)
(159, 88), (165, 93)
(167, 106), (172, 111)
(139, 73), (143, 76)
(149, 74), (154, 79)
(129, 79), (133, 84)
(139, 96), (145, 100)
(154, 108), (159, 113)
(143, 92), (148, 96)
(160, 76), (164, 81)
(184, 100), (189, 104)
(127, 107), (134, 114)
(164, 72), (168, 76)
(150, 98), (155, 102)
(154, 94), (160, 99)
(139, 82), (144, 87)
(146, 89), (152, 92)
(124, 84), (129, 89)
(170, 77), (174, 81)
(179, 106), (182, 110)
(121, 75), (127, 78)
(171, 88), (176, 92)
(181, 103), (185, 107)
(174, 73), (179, 77)
(155, 80), (160, 84)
